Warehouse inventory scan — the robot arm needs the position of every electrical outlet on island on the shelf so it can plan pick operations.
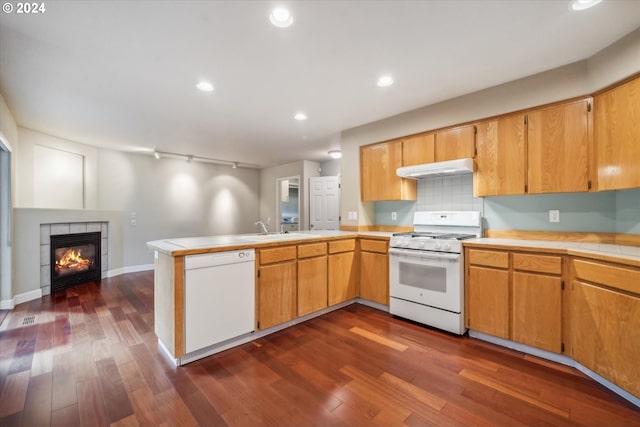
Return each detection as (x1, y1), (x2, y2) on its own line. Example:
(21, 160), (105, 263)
(549, 210), (560, 223)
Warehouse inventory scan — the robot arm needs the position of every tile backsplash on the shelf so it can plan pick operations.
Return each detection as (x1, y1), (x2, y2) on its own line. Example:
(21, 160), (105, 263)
(417, 174), (483, 214)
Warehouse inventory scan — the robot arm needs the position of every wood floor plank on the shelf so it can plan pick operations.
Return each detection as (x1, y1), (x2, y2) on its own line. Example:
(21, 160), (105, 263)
(0, 370), (30, 417)
(51, 402), (79, 427)
(459, 368), (570, 418)
(20, 372), (52, 426)
(77, 377), (110, 427)
(128, 343), (172, 395)
(96, 357), (134, 423)
(349, 326), (409, 351)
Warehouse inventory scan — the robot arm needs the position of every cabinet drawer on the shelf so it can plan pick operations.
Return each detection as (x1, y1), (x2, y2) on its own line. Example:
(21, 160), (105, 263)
(298, 242), (327, 258)
(259, 246), (296, 265)
(360, 239), (388, 253)
(573, 259), (640, 295)
(513, 253), (561, 275)
(468, 249), (509, 269)
(328, 239), (355, 254)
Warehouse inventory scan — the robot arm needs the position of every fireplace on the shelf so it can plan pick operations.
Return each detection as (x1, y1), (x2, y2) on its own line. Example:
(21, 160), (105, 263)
(50, 232), (101, 292)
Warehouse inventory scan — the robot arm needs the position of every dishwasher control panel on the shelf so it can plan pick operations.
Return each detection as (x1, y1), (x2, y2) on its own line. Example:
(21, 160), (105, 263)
(185, 249), (255, 270)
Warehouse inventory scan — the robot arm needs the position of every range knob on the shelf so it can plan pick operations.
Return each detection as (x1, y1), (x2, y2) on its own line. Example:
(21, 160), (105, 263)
(239, 252), (245, 258)
(434, 242), (441, 250)
(418, 241), (425, 249)
(443, 243), (451, 251)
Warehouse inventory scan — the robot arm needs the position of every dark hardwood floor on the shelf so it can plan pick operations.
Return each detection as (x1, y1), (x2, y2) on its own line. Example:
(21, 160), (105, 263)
(1, 271), (639, 427)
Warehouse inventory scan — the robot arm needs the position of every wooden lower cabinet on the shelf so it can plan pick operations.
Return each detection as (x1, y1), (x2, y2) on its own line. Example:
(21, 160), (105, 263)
(328, 251), (356, 306)
(297, 255), (328, 316)
(571, 259), (640, 398)
(360, 251), (388, 305)
(466, 249), (563, 353)
(512, 272), (562, 353)
(257, 247), (297, 330)
(468, 266), (510, 339)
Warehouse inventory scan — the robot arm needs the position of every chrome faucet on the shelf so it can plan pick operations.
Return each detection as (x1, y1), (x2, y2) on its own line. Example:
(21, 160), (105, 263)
(255, 218), (270, 235)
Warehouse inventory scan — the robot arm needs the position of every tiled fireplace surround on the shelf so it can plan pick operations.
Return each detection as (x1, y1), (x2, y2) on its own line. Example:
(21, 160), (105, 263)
(39, 221), (109, 295)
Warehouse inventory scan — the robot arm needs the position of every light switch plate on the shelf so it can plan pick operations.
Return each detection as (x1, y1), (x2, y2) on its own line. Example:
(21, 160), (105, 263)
(391, 212), (397, 221)
(549, 210), (560, 223)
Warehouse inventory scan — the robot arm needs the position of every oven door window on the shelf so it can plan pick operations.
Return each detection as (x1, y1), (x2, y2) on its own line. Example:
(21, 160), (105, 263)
(399, 261), (446, 293)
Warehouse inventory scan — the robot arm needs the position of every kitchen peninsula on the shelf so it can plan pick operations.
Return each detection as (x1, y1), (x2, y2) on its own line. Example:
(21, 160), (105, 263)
(147, 231), (391, 366)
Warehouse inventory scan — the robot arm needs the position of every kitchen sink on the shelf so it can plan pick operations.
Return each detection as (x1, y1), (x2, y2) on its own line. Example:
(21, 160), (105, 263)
(240, 233), (319, 242)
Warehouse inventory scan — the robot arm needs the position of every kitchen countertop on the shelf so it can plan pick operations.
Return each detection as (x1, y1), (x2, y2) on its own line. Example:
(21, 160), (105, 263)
(464, 237), (640, 268)
(148, 230), (391, 256)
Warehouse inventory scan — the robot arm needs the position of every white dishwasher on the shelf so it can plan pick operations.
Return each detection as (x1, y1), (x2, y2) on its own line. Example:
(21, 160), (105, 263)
(184, 249), (255, 354)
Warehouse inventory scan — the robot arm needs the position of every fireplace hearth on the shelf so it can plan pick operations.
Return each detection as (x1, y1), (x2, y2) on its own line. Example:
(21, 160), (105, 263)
(50, 232), (101, 292)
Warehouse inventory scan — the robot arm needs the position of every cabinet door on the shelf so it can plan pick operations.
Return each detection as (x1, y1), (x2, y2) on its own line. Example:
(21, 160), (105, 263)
(475, 114), (526, 196)
(594, 77), (640, 190)
(468, 266), (509, 339)
(527, 99), (591, 194)
(297, 256), (327, 316)
(258, 261), (296, 330)
(361, 140), (416, 201)
(435, 125), (475, 162)
(512, 272), (562, 353)
(402, 133), (435, 166)
(571, 280), (640, 397)
(328, 251), (356, 306)
(360, 251), (388, 305)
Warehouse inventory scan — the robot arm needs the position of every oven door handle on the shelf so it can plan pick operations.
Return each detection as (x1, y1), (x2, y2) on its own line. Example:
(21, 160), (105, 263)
(389, 247), (460, 261)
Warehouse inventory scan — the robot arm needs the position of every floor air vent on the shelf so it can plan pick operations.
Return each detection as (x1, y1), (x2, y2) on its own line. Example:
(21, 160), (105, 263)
(22, 315), (37, 326)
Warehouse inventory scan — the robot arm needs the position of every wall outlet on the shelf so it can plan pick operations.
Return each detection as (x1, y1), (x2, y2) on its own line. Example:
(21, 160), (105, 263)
(549, 210), (560, 223)
(348, 211), (358, 220)
(130, 218), (137, 226)
(391, 212), (397, 221)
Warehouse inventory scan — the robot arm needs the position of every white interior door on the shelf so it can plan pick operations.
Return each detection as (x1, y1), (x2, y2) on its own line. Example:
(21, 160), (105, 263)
(309, 176), (340, 230)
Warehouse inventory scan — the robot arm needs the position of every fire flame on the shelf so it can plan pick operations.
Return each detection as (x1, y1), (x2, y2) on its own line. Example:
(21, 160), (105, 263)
(55, 248), (91, 271)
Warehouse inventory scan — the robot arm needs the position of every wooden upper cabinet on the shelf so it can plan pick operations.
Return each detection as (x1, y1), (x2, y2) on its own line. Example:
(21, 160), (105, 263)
(402, 133), (435, 166)
(434, 124), (476, 162)
(360, 140), (416, 201)
(527, 99), (592, 194)
(474, 114), (526, 196)
(594, 76), (640, 191)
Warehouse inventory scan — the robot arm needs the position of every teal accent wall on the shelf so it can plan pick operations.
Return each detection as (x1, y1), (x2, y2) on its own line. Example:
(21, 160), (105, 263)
(482, 190), (640, 234)
(374, 201), (415, 226)
(616, 188), (640, 234)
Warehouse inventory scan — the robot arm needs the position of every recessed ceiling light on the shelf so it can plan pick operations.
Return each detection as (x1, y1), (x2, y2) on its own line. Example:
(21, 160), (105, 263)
(328, 150), (342, 159)
(196, 81), (214, 92)
(294, 112), (307, 121)
(377, 75), (394, 87)
(269, 7), (293, 28)
(570, 0), (603, 11)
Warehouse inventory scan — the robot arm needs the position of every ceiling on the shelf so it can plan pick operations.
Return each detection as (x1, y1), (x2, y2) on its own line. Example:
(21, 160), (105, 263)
(1, 1), (639, 168)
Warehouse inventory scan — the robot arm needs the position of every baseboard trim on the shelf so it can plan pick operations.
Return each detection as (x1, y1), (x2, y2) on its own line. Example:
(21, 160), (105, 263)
(0, 288), (44, 309)
(106, 264), (154, 278)
(469, 330), (640, 408)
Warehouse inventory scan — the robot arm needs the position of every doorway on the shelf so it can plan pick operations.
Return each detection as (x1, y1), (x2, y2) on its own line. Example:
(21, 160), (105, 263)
(276, 176), (300, 233)
(0, 138), (12, 308)
(309, 176), (340, 230)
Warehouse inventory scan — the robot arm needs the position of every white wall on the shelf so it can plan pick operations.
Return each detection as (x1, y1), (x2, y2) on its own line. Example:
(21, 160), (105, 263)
(16, 127), (98, 208)
(97, 149), (261, 266)
(0, 93), (17, 307)
(340, 28), (640, 229)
